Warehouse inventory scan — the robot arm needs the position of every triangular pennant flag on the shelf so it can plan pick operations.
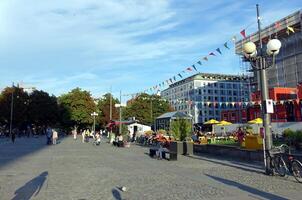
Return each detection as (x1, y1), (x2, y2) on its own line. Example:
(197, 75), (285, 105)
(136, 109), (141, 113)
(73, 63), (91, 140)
(275, 22), (281, 29)
(231, 36), (237, 42)
(216, 48), (222, 55)
(240, 29), (246, 38)
(182, 70), (186, 74)
(224, 42), (230, 49)
(178, 73), (183, 78)
(209, 52), (216, 56)
(187, 67), (193, 71)
(192, 65), (197, 71)
(169, 78), (173, 83)
(173, 76), (176, 81)
(203, 57), (208, 61)
(287, 26), (295, 34)
(197, 61), (202, 65)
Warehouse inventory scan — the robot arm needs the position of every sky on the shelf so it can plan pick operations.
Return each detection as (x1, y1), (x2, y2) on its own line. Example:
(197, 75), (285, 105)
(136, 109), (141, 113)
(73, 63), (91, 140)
(0, 0), (301, 101)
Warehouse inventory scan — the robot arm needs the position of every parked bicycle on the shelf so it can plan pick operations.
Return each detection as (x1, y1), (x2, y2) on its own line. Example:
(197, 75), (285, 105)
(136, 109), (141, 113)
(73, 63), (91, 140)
(269, 144), (302, 183)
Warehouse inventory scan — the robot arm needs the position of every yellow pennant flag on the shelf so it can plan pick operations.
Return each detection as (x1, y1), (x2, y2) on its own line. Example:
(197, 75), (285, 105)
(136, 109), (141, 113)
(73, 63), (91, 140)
(287, 26), (295, 34)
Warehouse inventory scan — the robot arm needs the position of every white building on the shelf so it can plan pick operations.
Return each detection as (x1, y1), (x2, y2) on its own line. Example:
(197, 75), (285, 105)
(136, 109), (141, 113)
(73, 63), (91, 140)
(127, 122), (151, 138)
(161, 73), (251, 124)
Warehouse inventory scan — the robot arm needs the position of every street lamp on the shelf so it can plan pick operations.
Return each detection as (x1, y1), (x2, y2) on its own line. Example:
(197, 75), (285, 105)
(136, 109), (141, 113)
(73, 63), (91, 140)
(242, 4), (282, 175)
(91, 112), (98, 135)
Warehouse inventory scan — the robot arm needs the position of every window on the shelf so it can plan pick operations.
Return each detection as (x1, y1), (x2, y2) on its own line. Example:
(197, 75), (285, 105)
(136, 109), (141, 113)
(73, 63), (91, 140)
(228, 97), (232, 101)
(209, 110), (213, 115)
(228, 90), (232, 95)
(219, 83), (224, 88)
(233, 84), (238, 89)
(214, 90), (218, 94)
(220, 97), (225, 102)
(233, 91), (237, 96)
(214, 83), (217, 87)
(220, 90), (225, 95)
(198, 89), (202, 95)
(214, 97), (218, 101)
(215, 110), (219, 115)
(208, 90), (212, 94)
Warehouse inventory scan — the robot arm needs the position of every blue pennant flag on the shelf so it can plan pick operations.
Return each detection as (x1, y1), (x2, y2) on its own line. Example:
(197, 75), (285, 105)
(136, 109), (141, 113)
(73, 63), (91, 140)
(178, 73), (183, 78)
(197, 61), (202, 65)
(216, 48), (222, 55)
(224, 42), (230, 49)
(192, 65), (197, 71)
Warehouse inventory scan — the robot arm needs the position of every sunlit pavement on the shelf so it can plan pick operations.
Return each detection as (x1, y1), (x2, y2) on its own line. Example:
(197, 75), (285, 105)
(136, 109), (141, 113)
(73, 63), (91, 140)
(0, 136), (301, 200)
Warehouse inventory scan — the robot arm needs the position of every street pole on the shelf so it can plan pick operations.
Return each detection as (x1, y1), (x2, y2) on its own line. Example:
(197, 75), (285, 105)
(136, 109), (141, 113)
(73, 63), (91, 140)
(150, 99), (153, 127)
(9, 82), (14, 138)
(110, 86), (112, 121)
(256, 4), (273, 174)
(93, 114), (96, 134)
(119, 90), (122, 135)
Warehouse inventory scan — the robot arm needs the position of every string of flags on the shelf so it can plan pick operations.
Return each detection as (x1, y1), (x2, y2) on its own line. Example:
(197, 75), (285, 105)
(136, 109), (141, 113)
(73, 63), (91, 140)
(169, 99), (300, 107)
(124, 19), (297, 98)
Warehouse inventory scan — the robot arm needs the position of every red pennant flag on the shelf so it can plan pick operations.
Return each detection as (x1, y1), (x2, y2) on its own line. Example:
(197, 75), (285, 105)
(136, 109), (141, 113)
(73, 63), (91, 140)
(209, 52), (216, 56)
(240, 29), (246, 38)
(275, 22), (281, 29)
(186, 67), (192, 71)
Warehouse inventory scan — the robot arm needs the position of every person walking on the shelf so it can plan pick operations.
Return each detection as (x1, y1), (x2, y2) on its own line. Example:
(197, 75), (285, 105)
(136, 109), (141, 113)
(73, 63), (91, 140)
(11, 128), (16, 143)
(81, 129), (85, 143)
(46, 126), (52, 145)
(73, 128), (77, 140)
(52, 129), (58, 145)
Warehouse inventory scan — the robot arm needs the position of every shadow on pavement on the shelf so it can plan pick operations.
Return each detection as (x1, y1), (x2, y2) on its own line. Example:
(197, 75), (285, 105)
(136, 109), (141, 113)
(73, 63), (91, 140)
(205, 174), (288, 200)
(0, 136), (67, 170)
(12, 171), (48, 200)
(187, 155), (263, 174)
(112, 188), (122, 200)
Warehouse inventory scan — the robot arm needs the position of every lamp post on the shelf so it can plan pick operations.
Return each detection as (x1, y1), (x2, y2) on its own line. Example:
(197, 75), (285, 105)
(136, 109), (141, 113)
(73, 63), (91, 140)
(91, 112), (98, 135)
(242, 4), (282, 174)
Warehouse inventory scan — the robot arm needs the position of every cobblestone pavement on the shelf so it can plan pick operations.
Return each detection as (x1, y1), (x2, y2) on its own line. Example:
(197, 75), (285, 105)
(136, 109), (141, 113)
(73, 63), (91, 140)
(0, 136), (301, 200)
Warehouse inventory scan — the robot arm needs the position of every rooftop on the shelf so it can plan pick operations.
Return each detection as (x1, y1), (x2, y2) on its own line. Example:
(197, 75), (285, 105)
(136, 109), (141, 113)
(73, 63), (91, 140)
(156, 111), (192, 119)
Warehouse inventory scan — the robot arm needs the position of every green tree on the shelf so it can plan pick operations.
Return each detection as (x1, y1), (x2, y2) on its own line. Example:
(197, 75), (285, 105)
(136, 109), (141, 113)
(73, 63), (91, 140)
(123, 93), (173, 125)
(97, 93), (119, 127)
(27, 90), (59, 126)
(0, 86), (29, 127)
(170, 118), (192, 141)
(58, 88), (96, 130)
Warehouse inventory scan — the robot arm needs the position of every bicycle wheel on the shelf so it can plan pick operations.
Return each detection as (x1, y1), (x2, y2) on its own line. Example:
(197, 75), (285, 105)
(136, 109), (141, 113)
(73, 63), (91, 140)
(292, 160), (302, 183)
(273, 155), (287, 177)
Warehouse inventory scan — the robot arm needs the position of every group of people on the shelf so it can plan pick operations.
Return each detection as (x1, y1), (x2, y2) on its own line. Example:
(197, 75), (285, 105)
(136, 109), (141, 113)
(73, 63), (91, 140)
(72, 128), (102, 146)
(46, 126), (58, 145)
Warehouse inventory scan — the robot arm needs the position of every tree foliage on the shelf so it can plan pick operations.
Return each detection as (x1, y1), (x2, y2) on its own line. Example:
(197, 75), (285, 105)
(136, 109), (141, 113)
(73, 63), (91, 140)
(123, 93), (173, 125)
(97, 93), (120, 127)
(58, 88), (96, 129)
(27, 90), (59, 126)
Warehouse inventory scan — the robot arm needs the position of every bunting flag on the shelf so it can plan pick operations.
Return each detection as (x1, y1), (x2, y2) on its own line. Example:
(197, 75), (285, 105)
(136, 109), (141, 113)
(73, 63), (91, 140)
(186, 67), (193, 71)
(182, 70), (186, 73)
(231, 36), (237, 42)
(169, 78), (173, 83)
(159, 83), (161, 87)
(166, 80), (169, 84)
(197, 61), (202, 65)
(162, 82), (165, 86)
(192, 65), (197, 71)
(287, 26), (295, 34)
(240, 29), (246, 38)
(224, 42), (230, 49)
(173, 76), (176, 81)
(178, 73), (183, 78)
(203, 57), (208, 61)
(275, 22), (281, 29)
(216, 48), (222, 55)
(209, 52), (216, 56)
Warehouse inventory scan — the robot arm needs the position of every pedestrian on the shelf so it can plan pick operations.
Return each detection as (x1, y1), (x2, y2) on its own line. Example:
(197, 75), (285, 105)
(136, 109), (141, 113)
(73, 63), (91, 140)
(73, 128), (77, 140)
(52, 129), (58, 145)
(46, 126), (52, 145)
(81, 129), (85, 143)
(11, 128), (16, 143)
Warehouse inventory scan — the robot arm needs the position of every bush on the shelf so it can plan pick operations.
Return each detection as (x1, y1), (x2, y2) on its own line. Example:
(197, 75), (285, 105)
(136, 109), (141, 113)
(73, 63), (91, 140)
(157, 129), (167, 135)
(170, 118), (191, 141)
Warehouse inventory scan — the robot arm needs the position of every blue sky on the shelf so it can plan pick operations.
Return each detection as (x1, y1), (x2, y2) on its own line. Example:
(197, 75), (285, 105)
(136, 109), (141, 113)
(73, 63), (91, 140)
(0, 0), (301, 101)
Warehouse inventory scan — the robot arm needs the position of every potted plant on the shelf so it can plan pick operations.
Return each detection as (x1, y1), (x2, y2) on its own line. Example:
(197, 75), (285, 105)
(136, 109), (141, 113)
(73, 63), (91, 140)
(170, 118), (192, 155)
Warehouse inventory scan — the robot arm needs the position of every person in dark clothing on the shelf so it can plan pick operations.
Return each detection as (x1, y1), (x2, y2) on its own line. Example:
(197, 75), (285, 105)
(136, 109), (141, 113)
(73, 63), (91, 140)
(11, 128), (16, 143)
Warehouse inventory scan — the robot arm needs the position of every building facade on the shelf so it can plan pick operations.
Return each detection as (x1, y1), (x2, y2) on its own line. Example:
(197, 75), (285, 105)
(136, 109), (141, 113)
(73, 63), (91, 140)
(161, 73), (250, 124)
(221, 86), (302, 123)
(236, 9), (302, 90)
